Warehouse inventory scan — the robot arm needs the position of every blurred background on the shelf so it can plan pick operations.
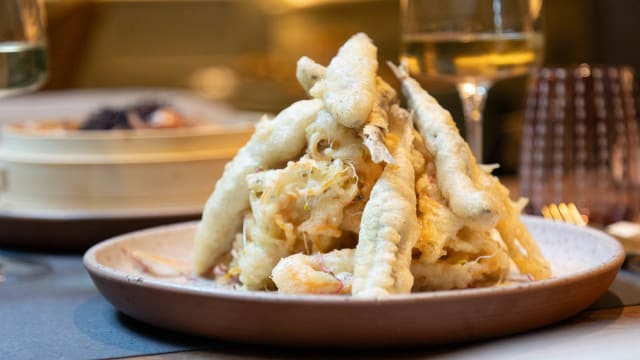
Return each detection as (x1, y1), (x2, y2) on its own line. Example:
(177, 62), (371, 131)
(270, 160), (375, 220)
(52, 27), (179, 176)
(41, 0), (640, 173)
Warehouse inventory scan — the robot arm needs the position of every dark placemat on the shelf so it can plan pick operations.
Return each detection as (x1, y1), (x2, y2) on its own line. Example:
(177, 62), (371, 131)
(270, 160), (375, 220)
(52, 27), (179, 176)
(2, 249), (640, 360)
(0, 251), (212, 360)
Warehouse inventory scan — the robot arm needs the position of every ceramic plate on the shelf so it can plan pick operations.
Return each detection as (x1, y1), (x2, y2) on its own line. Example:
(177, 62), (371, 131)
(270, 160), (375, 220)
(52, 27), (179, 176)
(84, 216), (625, 347)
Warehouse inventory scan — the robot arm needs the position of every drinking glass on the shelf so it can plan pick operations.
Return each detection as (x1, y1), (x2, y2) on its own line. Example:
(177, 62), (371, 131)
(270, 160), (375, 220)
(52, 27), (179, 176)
(0, 0), (48, 97)
(400, 0), (544, 162)
(0, 0), (48, 283)
(520, 65), (640, 226)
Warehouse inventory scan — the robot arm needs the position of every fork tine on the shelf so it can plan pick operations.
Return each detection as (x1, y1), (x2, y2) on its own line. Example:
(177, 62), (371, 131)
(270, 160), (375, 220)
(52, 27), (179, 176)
(567, 202), (588, 226)
(541, 202), (587, 226)
(548, 203), (563, 222)
(541, 204), (552, 220)
(558, 203), (576, 225)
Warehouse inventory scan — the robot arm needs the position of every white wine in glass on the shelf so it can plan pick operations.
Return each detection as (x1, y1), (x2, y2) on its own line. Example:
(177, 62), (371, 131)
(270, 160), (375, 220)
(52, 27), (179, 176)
(401, 0), (544, 162)
(0, 40), (47, 97)
(402, 32), (543, 82)
(0, 0), (48, 97)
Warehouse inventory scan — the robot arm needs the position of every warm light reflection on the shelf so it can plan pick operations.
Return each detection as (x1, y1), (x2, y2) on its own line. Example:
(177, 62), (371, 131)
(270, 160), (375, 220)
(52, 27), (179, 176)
(23, 0), (46, 42)
(282, 0), (365, 8)
(454, 51), (535, 68)
(529, 0), (543, 20)
(188, 66), (238, 101)
(263, 0), (371, 11)
(282, 0), (318, 7)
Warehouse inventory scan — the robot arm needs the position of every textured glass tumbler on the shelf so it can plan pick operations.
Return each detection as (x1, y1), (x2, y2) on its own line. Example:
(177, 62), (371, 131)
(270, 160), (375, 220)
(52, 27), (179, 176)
(520, 64), (640, 225)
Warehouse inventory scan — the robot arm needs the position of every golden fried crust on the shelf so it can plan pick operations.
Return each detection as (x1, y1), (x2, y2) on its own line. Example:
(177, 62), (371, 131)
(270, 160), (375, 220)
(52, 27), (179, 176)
(390, 62), (549, 281)
(309, 33), (377, 129)
(352, 112), (419, 297)
(482, 173), (552, 280)
(196, 37), (552, 293)
(193, 99), (322, 275)
(389, 62), (499, 228)
(272, 249), (354, 295)
(296, 56), (325, 94)
(297, 45), (393, 164)
(361, 78), (397, 163)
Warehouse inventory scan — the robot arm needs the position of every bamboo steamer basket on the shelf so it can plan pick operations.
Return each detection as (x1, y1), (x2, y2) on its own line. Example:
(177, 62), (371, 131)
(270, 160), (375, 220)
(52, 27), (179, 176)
(0, 123), (251, 213)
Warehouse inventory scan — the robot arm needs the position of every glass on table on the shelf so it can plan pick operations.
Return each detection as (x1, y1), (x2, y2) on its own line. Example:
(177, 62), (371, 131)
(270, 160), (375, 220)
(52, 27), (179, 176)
(519, 64), (640, 226)
(400, 0), (544, 162)
(0, 0), (48, 283)
(0, 0), (48, 97)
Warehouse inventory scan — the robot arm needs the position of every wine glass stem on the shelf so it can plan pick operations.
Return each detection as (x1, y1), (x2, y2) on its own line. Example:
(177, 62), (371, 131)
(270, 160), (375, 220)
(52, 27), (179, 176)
(457, 81), (490, 163)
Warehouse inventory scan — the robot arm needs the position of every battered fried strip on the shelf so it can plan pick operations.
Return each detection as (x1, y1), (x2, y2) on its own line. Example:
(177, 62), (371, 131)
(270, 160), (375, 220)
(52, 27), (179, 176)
(362, 78), (396, 163)
(482, 173), (552, 280)
(412, 228), (511, 290)
(414, 172), (464, 264)
(297, 53), (393, 163)
(352, 110), (419, 297)
(309, 33), (377, 129)
(272, 249), (354, 295)
(409, 132), (461, 263)
(411, 251), (510, 291)
(389, 62), (498, 227)
(236, 157), (358, 289)
(194, 99), (323, 275)
(236, 214), (291, 289)
(296, 56), (325, 94)
(390, 62), (549, 280)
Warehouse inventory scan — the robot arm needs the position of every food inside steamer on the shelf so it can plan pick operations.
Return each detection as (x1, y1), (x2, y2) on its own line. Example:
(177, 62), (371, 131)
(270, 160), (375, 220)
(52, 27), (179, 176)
(79, 101), (194, 130)
(11, 101), (200, 133)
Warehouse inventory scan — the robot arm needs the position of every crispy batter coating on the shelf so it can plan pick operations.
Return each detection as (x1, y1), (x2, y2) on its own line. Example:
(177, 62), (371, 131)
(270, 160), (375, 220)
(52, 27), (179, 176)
(194, 35), (552, 294)
(481, 173), (552, 280)
(272, 249), (354, 295)
(411, 229), (511, 291)
(305, 110), (384, 234)
(193, 99), (322, 275)
(361, 78), (397, 163)
(390, 62), (550, 281)
(389, 62), (498, 228)
(309, 33), (377, 129)
(352, 111), (419, 297)
(296, 56), (326, 94)
(297, 51), (394, 164)
(414, 171), (464, 264)
(235, 156), (358, 289)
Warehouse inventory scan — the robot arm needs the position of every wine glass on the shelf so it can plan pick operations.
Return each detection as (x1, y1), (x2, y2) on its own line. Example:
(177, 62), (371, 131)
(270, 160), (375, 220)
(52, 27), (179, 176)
(400, 0), (544, 162)
(0, 0), (49, 283)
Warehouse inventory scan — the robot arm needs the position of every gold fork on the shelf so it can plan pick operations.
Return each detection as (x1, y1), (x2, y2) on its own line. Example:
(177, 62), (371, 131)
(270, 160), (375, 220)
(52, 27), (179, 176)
(541, 202), (588, 226)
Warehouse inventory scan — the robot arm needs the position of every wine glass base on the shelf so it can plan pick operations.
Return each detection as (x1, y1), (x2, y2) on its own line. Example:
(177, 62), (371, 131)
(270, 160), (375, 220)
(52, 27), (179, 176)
(0, 254), (51, 284)
(0, 78), (47, 98)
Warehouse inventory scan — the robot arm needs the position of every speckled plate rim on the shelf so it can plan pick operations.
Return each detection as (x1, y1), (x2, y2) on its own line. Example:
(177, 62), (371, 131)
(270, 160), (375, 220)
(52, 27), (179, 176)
(83, 215), (626, 304)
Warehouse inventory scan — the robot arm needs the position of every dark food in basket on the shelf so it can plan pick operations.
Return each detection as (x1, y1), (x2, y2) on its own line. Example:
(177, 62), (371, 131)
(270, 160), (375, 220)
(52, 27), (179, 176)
(80, 101), (190, 130)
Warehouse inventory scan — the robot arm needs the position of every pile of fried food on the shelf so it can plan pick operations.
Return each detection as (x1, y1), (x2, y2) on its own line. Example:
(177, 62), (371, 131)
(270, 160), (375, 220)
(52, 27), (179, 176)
(193, 33), (551, 297)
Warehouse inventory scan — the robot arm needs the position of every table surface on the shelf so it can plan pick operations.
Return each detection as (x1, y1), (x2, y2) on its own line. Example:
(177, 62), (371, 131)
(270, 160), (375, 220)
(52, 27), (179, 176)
(2, 248), (640, 360)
